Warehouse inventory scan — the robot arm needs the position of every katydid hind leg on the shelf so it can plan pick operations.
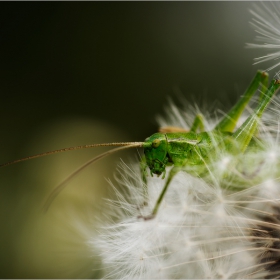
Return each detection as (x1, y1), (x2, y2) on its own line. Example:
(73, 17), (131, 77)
(190, 114), (205, 132)
(259, 73), (269, 103)
(232, 79), (280, 153)
(215, 71), (268, 133)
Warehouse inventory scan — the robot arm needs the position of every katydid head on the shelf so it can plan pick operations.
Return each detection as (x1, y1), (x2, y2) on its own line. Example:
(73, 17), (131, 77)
(143, 133), (168, 178)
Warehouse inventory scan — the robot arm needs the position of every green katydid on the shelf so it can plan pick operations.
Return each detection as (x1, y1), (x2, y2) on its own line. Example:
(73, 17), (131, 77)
(1, 71), (279, 219)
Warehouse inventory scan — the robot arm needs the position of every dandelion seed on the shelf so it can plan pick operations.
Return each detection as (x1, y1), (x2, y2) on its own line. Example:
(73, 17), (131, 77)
(247, 2), (280, 74)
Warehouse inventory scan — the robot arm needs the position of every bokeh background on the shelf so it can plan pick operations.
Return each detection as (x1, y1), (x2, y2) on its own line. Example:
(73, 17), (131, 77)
(0, 2), (270, 278)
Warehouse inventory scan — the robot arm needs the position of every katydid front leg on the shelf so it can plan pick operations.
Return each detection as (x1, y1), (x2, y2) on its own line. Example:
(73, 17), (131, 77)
(141, 166), (181, 220)
(140, 156), (149, 206)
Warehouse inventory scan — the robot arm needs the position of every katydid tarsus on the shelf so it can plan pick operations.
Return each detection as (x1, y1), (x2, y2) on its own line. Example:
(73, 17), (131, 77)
(1, 71), (279, 219)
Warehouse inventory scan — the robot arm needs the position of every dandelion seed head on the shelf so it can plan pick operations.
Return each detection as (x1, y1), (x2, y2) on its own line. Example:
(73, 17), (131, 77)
(89, 95), (280, 278)
(92, 159), (262, 278)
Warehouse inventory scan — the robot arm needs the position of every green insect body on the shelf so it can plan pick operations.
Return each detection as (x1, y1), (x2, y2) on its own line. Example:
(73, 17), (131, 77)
(144, 131), (225, 177)
(141, 130), (262, 219)
(1, 71), (280, 219)
(139, 71), (280, 219)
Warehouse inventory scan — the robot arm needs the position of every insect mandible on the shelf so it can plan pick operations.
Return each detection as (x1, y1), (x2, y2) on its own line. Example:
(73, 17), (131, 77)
(1, 71), (279, 219)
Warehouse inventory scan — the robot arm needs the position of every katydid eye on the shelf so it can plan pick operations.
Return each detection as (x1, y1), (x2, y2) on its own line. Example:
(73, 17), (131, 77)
(152, 139), (160, 148)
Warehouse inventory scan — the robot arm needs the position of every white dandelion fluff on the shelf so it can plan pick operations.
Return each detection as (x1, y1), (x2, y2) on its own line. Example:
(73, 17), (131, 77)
(247, 2), (280, 74)
(90, 94), (280, 279)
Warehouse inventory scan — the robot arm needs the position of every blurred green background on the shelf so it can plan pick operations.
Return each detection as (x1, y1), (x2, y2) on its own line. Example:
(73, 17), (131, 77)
(0, 2), (269, 278)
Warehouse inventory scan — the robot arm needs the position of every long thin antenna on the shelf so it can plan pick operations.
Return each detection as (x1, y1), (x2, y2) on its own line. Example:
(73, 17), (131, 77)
(0, 142), (143, 168)
(42, 143), (143, 212)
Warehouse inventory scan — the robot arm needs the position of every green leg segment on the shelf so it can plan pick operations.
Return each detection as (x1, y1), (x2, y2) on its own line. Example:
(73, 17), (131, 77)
(215, 71), (268, 133)
(232, 79), (280, 152)
(140, 156), (148, 202)
(259, 73), (269, 103)
(142, 166), (180, 220)
(190, 114), (205, 132)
